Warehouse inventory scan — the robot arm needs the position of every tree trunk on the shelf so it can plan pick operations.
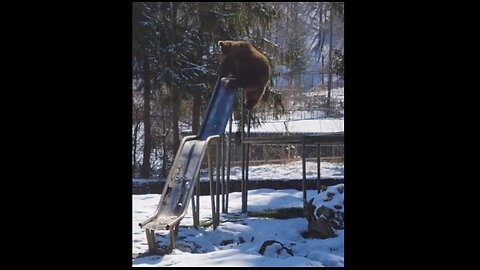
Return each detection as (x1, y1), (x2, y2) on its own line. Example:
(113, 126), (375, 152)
(171, 91), (181, 153)
(133, 107), (140, 174)
(327, 6), (334, 117)
(321, 55), (325, 85)
(170, 2), (181, 153)
(192, 2), (207, 135)
(192, 92), (201, 135)
(160, 102), (169, 178)
(319, 3), (326, 86)
(140, 55), (152, 178)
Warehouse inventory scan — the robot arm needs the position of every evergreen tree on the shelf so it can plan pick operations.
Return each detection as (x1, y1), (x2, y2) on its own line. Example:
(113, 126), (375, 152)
(132, 2), (346, 177)
(132, 2), (158, 178)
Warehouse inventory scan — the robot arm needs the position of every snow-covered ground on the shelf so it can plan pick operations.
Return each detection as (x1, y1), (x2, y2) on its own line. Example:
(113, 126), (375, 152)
(132, 188), (344, 267)
(229, 118), (344, 133)
(199, 160), (344, 182)
(303, 87), (344, 100)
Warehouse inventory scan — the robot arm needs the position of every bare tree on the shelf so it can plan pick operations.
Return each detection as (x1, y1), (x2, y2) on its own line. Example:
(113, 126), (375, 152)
(132, 104), (141, 174)
(326, 5), (334, 116)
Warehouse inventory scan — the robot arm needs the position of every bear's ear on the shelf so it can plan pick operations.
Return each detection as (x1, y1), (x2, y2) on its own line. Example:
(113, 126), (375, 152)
(218, 40), (231, 53)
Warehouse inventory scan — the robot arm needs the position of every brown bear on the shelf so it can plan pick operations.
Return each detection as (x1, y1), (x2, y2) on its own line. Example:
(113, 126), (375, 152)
(217, 40), (271, 110)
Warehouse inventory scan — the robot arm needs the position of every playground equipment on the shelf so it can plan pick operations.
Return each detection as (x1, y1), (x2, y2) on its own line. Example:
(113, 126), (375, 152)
(138, 77), (344, 254)
(139, 77), (239, 253)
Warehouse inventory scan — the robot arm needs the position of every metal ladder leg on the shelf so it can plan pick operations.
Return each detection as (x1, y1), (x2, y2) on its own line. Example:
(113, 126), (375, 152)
(145, 229), (158, 254)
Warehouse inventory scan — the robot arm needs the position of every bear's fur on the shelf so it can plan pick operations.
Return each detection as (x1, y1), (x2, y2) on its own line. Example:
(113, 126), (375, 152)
(217, 40), (271, 110)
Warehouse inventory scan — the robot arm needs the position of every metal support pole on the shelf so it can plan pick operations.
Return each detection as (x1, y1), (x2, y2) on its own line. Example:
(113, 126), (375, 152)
(215, 139), (221, 228)
(191, 187), (197, 228)
(221, 135), (226, 213)
(244, 110), (251, 213)
(192, 172), (200, 228)
(146, 229), (158, 254)
(168, 223), (180, 252)
(302, 139), (307, 208)
(195, 173), (200, 225)
(226, 112), (233, 213)
(317, 143), (321, 194)
(241, 94), (246, 213)
(208, 143), (216, 228)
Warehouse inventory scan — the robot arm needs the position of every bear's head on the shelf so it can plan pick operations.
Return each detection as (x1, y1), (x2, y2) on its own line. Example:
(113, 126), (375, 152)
(218, 40), (251, 55)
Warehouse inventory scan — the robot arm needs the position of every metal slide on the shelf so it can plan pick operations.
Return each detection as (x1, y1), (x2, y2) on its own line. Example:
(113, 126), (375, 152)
(139, 77), (238, 251)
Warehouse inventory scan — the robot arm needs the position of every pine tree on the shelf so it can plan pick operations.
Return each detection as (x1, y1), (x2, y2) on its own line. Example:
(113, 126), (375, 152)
(133, 2), (158, 178)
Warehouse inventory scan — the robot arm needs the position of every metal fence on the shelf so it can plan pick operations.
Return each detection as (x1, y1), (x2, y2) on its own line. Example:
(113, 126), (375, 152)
(273, 71), (344, 91)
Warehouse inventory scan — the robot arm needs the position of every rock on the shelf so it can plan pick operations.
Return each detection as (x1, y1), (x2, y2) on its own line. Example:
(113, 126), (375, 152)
(258, 240), (293, 258)
(308, 217), (337, 239)
(316, 205), (335, 219)
(323, 196), (333, 202)
(220, 239), (234, 246)
(304, 184), (344, 239)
